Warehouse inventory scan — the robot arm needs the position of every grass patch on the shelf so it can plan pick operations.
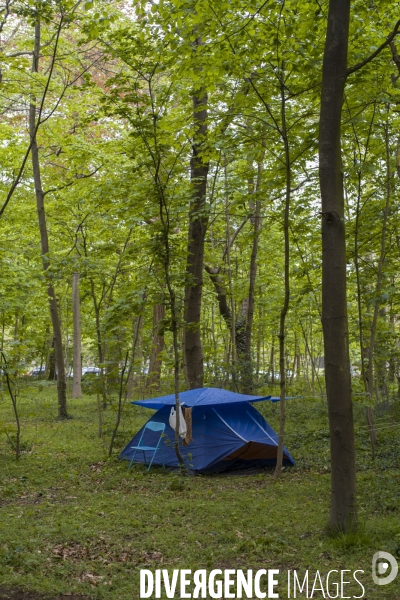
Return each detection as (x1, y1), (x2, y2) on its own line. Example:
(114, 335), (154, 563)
(0, 385), (399, 598)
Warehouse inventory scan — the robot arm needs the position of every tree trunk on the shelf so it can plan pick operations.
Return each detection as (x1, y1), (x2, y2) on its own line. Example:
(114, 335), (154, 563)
(0, 352), (20, 460)
(275, 73), (290, 480)
(89, 279), (106, 408)
(13, 312), (23, 377)
(224, 160), (238, 386)
(256, 301), (263, 379)
(108, 315), (142, 457)
(243, 158), (264, 393)
(147, 303), (165, 390)
(290, 336), (297, 386)
(300, 320), (323, 395)
(0, 314), (4, 394)
(295, 352), (301, 380)
(352, 112), (378, 456)
(72, 273), (82, 398)
(30, 21), (68, 419)
(269, 339), (275, 384)
(204, 265), (248, 387)
(183, 38), (209, 389)
(365, 121), (392, 450)
(47, 335), (56, 381)
(319, 0), (357, 531)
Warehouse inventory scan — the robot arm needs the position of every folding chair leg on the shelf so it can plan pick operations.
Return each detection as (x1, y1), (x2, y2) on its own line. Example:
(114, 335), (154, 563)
(128, 449), (138, 470)
(147, 449), (157, 472)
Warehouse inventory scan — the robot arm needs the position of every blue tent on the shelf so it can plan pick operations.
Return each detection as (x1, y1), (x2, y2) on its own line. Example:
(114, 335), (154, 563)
(119, 387), (295, 473)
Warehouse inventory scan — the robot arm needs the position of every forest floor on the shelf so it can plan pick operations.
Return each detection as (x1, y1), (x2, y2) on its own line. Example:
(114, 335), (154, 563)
(0, 383), (399, 599)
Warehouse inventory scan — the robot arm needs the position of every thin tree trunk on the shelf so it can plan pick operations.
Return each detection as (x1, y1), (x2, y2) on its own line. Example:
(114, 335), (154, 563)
(30, 21), (68, 419)
(354, 173), (368, 387)
(44, 325), (50, 377)
(183, 40), (209, 389)
(14, 313), (18, 343)
(39, 332), (47, 379)
(147, 303), (165, 390)
(243, 156), (264, 393)
(126, 315), (140, 399)
(319, 0), (357, 531)
(13, 312), (23, 377)
(151, 151), (184, 466)
(108, 353), (129, 457)
(365, 121), (392, 451)
(161, 231), (184, 466)
(97, 393), (103, 438)
(310, 318), (315, 395)
(352, 107), (377, 456)
(256, 301), (262, 378)
(0, 315), (4, 394)
(290, 335), (297, 386)
(108, 315), (142, 457)
(269, 339), (275, 384)
(89, 279), (106, 408)
(205, 273), (249, 392)
(47, 335), (56, 381)
(1, 352), (20, 460)
(295, 352), (301, 380)
(181, 327), (190, 389)
(275, 73), (290, 480)
(72, 272), (82, 398)
(224, 160), (237, 385)
(300, 320), (323, 395)
(211, 303), (217, 360)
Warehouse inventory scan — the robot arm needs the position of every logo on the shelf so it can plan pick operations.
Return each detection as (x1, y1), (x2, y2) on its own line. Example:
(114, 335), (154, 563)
(372, 551), (398, 586)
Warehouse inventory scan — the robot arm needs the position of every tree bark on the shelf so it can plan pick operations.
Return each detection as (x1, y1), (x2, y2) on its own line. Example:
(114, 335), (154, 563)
(30, 21), (68, 419)
(319, 0), (357, 531)
(183, 37), (209, 389)
(72, 272), (82, 398)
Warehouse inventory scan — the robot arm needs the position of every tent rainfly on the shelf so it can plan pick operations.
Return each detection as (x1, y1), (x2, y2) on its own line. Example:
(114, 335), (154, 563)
(119, 387), (295, 473)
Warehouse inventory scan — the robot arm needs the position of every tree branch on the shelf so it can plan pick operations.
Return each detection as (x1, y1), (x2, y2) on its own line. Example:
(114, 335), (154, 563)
(0, 15), (64, 218)
(347, 20), (400, 76)
(6, 51), (33, 58)
(222, 214), (252, 260)
(0, 0), (13, 34)
(43, 165), (102, 196)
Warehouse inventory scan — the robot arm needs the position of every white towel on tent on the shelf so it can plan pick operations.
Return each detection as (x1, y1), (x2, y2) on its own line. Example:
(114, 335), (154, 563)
(169, 406), (187, 438)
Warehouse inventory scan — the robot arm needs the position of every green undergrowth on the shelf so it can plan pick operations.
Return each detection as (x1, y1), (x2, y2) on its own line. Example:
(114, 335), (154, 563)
(0, 386), (399, 599)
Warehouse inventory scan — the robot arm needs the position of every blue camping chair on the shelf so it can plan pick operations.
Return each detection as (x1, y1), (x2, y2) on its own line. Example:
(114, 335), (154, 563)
(128, 421), (166, 472)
